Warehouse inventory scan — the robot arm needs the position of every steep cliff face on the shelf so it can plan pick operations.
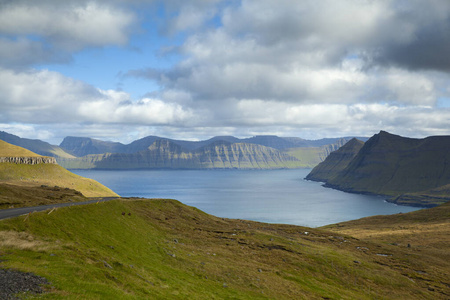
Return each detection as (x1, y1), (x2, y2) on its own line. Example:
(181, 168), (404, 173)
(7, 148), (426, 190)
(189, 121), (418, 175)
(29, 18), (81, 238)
(305, 138), (364, 182)
(58, 139), (304, 169)
(195, 141), (300, 168)
(322, 131), (450, 202)
(0, 156), (57, 164)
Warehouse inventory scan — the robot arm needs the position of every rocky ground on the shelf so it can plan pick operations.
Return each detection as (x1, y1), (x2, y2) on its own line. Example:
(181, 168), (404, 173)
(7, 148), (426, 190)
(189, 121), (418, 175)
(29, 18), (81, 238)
(0, 268), (49, 299)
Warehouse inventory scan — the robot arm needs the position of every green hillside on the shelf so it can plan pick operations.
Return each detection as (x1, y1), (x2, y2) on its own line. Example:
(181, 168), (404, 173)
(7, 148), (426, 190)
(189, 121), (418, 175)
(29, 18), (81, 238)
(325, 202), (450, 296)
(305, 138), (364, 181)
(0, 197), (447, 299)
(0, 131), (74, 158)
(0, 140), (118, 198)
(0, 140), (42, 157)
(307, 131), (450, 207)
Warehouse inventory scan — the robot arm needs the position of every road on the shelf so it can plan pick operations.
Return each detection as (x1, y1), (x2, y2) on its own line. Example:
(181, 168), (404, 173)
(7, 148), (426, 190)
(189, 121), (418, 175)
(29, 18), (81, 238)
(0, 198), (119, 220)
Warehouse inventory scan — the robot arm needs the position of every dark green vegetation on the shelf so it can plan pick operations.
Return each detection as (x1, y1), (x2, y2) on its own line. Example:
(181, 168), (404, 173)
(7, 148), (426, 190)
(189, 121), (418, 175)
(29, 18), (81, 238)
(307, 131), (450, 207)
(0, 196), (448, 299)
(0, 131), (366, 169)
(305, 138), (364, 181)
(0, 184), (86, 209)
(0, 140), (118, 199)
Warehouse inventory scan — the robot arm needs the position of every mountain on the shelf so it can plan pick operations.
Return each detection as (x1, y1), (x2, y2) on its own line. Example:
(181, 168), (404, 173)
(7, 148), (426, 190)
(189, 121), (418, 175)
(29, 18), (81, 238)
(0, 131), (74, 158)
(0, 140), (118, 198)
(305, 138), (365, 181)
(60, 136), (126, 156)
(307, 131), (450, 207)
(59, 134), (368, 156)
(0, 131), (368, 170)
(58, 139), (304, 169)
(286, 137), (355, 168)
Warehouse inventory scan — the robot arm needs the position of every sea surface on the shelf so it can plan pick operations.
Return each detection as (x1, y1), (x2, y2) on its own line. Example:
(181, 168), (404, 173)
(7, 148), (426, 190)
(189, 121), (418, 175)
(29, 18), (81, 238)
(73, 169), (421, 227)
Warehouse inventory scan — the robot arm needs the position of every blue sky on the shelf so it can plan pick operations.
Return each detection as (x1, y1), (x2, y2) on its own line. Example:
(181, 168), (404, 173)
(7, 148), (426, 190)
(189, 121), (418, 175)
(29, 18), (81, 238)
(1, 0), (450, 144)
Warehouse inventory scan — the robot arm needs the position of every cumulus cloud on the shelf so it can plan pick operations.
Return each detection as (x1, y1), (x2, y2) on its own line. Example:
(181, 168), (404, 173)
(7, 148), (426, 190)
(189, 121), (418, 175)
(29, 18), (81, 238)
(2, 0), (450, 142)
(0, 1), (134, 67)
(0, 68), (193, 126)
(129, 0), (449, 108)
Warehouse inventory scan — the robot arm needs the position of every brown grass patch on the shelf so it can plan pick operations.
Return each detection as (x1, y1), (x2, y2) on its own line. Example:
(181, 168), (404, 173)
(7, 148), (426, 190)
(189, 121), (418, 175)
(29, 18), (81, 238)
(0, 231), (55, 251)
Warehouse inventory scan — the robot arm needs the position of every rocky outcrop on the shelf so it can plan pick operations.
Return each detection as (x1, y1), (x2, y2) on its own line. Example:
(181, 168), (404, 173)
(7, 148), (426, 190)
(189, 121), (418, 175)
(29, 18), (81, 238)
(0, 156), (57, 165)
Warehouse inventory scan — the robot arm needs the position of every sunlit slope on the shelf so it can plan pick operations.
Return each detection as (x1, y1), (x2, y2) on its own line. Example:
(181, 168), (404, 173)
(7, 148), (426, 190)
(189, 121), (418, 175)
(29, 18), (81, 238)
(324, 202), (450, 296)
(0, 131), (74, 158)
(0, 140), (42, 157)
(0, 198), (446, 299)
(0, 140), (118, 198)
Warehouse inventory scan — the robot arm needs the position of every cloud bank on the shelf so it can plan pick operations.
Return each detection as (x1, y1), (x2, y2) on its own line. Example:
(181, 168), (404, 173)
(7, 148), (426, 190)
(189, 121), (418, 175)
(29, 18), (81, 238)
(1, 0), (450, 143)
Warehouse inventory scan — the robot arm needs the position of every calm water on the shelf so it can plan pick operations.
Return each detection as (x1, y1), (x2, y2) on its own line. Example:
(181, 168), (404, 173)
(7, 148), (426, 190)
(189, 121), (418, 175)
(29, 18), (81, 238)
(73, 169), (420, 227)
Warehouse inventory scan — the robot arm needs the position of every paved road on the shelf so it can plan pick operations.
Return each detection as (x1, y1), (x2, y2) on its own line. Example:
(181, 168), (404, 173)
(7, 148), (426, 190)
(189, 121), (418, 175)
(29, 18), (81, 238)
(0, 198), (120, 220)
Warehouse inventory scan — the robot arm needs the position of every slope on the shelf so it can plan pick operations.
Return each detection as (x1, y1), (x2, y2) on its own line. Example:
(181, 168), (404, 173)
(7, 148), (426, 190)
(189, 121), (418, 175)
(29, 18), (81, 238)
(60, 136), (126, 157)
(0, 131), (74, 158)
(0, 140), (118, 198)
(307, 131), (450, 207)
(324, 201), (450, 296)
(305, 138), (365, 181)
(0, 197), (446, 299)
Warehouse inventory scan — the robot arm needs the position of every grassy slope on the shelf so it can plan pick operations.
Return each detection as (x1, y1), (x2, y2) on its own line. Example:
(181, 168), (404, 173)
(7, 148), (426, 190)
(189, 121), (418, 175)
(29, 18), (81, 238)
(284, 147), (325, 168)
(324, 202), (450, 297)
(0, 163), (118, 198)
(328, 132), (450, 197)
(0, 140), (118, 198)
(0, 140), (42, 157)
(0, 184), (87, 209)
(0, 132), (75, 159)
(0, 198), (447, 299)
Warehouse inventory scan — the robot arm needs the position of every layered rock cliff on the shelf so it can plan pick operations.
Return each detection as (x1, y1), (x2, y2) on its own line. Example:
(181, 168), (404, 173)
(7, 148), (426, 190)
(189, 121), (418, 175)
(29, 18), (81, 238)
(58, 139), (304, 170)
(0, 156), (57, 164)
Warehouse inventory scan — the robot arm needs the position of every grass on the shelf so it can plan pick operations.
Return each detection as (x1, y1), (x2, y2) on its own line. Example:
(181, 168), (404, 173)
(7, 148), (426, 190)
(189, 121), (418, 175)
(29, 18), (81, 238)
(324, 202), (450, 297)
(0, 163), (118, 198)
(0, 196), (447, 299)
(0, 183), (87, 209)
(284, 147), (326, 168)
(0, 140), (42, 157)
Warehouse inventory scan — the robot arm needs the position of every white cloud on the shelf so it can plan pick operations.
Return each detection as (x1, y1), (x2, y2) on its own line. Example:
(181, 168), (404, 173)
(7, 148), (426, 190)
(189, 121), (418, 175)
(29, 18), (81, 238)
(0, 1), (135, 67)
(0, 68), (193, 127)
(2, 0), (450, 142)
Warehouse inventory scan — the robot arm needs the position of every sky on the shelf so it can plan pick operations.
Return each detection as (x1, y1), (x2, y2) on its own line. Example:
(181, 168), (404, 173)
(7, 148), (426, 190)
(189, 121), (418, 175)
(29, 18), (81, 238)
(1, 0), (450, 145)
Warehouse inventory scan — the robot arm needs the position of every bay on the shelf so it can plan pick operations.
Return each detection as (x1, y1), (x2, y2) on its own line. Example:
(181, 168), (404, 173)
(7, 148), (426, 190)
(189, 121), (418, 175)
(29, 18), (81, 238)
(73, 169), (421, 227)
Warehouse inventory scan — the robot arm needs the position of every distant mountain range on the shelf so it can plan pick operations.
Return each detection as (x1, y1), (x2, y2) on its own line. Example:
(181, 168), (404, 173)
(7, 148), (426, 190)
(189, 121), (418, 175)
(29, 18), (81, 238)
(0, 131), (368, 170)
(307, 131), (450, 207)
